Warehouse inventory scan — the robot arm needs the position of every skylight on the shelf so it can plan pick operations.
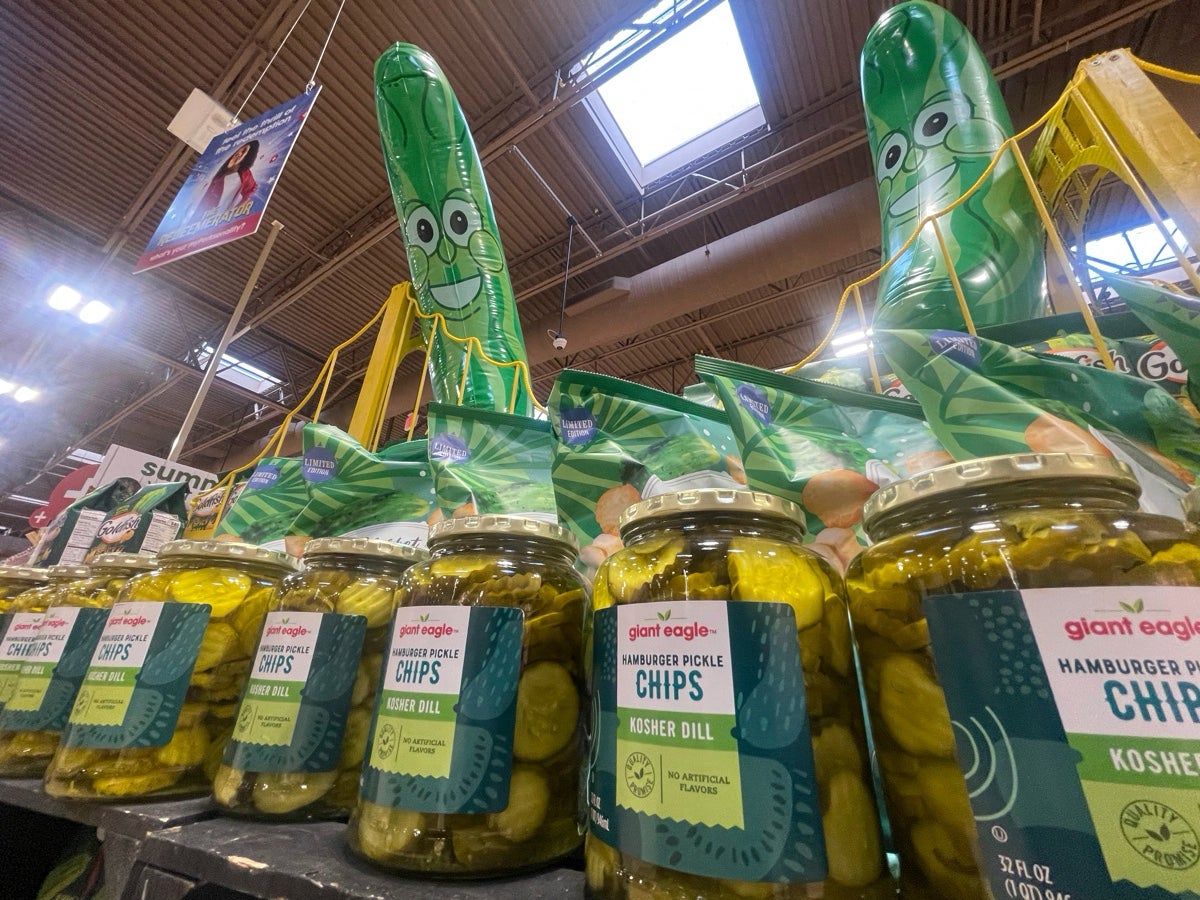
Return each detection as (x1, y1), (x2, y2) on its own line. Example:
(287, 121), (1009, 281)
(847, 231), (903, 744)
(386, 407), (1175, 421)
(1083, 218), (1194, 280)
(584, 1), (765, 186)
(195, 343), (282, 396)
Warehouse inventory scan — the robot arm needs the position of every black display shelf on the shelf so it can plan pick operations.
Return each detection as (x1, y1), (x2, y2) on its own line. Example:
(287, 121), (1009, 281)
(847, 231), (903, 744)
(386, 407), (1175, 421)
(133, 817), (585, 900)
(0, 777), (216, 836)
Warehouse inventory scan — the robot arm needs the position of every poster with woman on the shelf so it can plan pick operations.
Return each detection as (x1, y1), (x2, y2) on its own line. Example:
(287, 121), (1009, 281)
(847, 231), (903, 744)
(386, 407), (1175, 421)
(135, 88), (320, 273)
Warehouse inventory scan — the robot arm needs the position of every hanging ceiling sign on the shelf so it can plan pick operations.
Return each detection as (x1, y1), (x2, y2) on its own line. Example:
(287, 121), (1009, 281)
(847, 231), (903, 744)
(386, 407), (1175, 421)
(134, 87), (321, 273)
(83, 444), (217, 497)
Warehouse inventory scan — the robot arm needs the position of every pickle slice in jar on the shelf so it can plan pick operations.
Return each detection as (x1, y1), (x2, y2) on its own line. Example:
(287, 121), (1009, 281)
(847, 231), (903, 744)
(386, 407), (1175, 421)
(486, 765), (551, 841)
(356, 801), (423, 857)
(512, 662), (579, 762)
(822, 769), (884, 888)
(335, 581), (394, 629)
(877, 654), (956, 758)
(729, 538), (826, 628)
(156, 726), (210, 767)
(252, 770), (337, 814)
(604, 536), (685, 603)
(194, 622), (239, 672)
(170, 568), (252, 618)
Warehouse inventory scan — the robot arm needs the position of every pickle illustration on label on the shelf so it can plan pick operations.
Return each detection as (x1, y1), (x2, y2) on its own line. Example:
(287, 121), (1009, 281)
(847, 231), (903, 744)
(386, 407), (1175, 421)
(862, 0), (1045, 331)
(0, 613), (47, 709)
(361, 605), (523, 814)
(589, 601), (827, 883)
(925, 586), (1200, 898)
(375, 43), (532, 415)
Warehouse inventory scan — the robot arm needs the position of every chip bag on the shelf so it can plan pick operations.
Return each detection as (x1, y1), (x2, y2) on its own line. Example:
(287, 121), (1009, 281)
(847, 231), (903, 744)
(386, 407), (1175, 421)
(181, 473), (248, 541)
(213, 457), (308, 550)
(30, 478), (141, 566)
(694, 355), (951, 572)
(876, 328), (1200, 516)
(426, 404), (557, 523)
(1105, 273), (1200, 409)
(286, 424), (436, 555)
(547, 369), (744, 572)
(84, 481), (187, 561)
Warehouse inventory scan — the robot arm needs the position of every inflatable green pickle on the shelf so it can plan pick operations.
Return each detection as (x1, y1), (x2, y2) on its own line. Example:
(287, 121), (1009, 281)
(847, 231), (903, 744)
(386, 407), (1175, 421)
(862, 0), (1046, 331)
(375, 43), (533, 414)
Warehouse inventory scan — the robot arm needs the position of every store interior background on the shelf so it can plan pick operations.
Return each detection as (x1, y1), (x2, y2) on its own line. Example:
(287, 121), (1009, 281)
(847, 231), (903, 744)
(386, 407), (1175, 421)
(1, 0), (1198, 539)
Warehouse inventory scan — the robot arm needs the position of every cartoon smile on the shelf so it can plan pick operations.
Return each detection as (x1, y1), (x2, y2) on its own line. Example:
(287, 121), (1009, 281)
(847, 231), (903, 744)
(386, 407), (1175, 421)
(888, 162), (957, 219)
(430, 274), (481, 310)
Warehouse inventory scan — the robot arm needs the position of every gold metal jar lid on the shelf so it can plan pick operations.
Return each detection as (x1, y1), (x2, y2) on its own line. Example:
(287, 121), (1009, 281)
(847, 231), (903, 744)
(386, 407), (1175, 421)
(91, 553), (160, 572)
(428, 515), (579, 554)
(618, 488), (805, 537)
(48, 565), (91, 581)
(1184, 486), (1200, 524)
(302, 537), (429, 566)
(0, 566), (49, 584)
(159, 539), (301, 573)
(863, 452), (1140, 533)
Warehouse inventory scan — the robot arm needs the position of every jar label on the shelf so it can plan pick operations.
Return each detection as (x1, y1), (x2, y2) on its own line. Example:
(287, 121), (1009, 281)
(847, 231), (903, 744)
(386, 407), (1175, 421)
(0, 606), (110, 730)
(64, 601), (211, 748)
(360, 604), (524, 814)
(225, 610), (367, 772)
(925, 586), (1200, 899)
(0, 613), (48, 708)
(588, 600), (828, 883)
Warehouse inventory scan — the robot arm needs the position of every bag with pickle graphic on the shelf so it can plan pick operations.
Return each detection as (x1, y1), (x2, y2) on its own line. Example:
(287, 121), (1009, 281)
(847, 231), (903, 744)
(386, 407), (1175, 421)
(31, 479), (141, 567)
(84, 482), (187, 561)
(286, 424), (436, 555)
(695, 356), (951, 572)
(547, 369), (744, 573)
(876, 328), (1200, 516)
(1105, 273), (1200, 410)
(213, 457), (308, 551)
(426, 404), (557, 523)
(785, 355), (914, 399)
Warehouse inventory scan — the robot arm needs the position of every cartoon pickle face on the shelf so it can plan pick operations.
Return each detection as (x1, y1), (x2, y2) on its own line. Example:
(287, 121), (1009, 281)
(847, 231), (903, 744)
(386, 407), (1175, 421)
(861, 0), (1045, 331)
(872, 90), (1006, 245)
(375, 42), (532, 413)
(401, 190), (506, 323)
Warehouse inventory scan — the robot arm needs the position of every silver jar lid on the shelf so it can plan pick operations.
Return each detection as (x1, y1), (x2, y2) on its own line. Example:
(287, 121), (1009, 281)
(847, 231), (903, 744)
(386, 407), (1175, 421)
(428, 515), (579, 554)
(863, 452), (1139, 535)
(47, 565), (91, 581)
(302, 537), (429, 566)
(618, 488), (805, 537)
(159, 539), (301, 573)
(91, 553), (160, 572)
(0, 566), (49, 584)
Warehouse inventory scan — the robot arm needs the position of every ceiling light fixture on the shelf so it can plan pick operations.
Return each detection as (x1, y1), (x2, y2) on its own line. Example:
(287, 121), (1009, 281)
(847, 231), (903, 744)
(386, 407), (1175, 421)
(834, 342), (870, 358)
(77, 300), (113, 324)
(831, 328), (871, 347)
(13, 386), (39, 403)
(47, 284), (83, 311)
(0, 379), (13, 395)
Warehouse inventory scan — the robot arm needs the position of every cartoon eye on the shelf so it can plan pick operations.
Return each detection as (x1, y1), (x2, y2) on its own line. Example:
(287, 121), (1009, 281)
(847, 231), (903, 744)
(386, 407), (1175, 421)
(877, 133), (908, 180)
(405, 206), (439, 254)
(914, 99), (957, 146)
(442, 198), (481, 247)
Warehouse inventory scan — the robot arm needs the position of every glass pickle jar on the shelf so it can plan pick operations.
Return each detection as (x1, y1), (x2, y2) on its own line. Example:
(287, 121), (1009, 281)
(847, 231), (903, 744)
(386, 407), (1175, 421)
(347, 515), (588, 876)
(0, 554), (158, 777)
(586, 489), (890, 900)
(0, 566), (91, 713)
(0, 567), (49, 614)
(44, 540), (298, 800)
(846, 453), (1200, 900)
(213, 537), (428, 820)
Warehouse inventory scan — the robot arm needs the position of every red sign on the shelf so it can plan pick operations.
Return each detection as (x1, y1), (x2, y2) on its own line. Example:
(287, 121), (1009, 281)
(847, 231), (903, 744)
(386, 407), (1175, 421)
(28, 463), (99, 529)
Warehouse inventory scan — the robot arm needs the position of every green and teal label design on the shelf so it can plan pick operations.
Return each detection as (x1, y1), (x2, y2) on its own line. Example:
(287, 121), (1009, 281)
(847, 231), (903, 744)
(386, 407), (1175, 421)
(0, 606), (109, 731)
(361, 604), (523, 813)
(925, 586), (1200, 899)
(225, 609), (367, 772)
(0, 612), (47, 709)
(63, 601), (210, 749)
(589, 601), (826, 883)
